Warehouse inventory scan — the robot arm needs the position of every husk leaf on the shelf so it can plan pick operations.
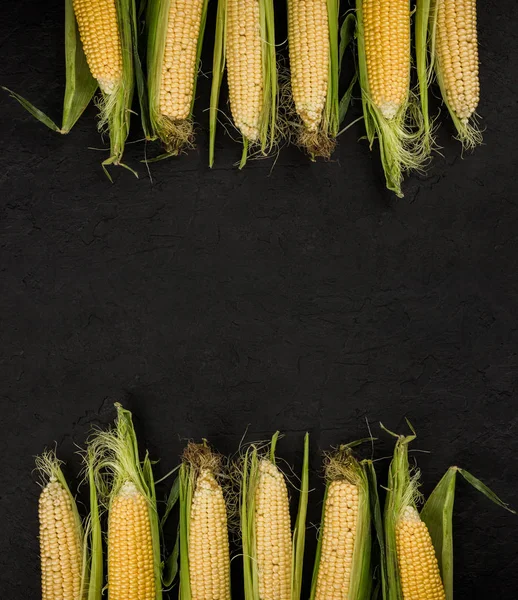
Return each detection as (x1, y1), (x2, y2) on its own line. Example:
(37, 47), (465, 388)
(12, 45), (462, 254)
(98, 0), (137, 178)
(3, 0), (97, 134)
(420, 466), (515, 600)
(291, 432), (310, 599)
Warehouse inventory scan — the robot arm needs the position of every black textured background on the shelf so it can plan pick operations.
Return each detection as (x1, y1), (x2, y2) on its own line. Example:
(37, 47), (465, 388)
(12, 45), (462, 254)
(1, 0), (517, 598)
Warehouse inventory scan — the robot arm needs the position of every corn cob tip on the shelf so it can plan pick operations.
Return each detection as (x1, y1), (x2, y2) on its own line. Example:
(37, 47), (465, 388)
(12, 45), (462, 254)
(117, 480), (140, 498)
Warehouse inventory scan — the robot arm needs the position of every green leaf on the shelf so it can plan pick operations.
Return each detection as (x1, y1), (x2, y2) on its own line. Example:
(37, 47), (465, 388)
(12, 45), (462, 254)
(87, 449), (103, 600)
(179, 464), (192, 600)
(421, 466), (515, 600)
(132, 0), (152, 139)
(61, 0), (97, 133)
(209, 0), (227, 167)
(339, 13), (356, 73)
(420, 467), (457, 600)
(291, 433), (309, 599)
(338, 73), (358, 125)
(366, 460), (387, 600)
(161, 476), (180, 529)
(457, 468), (516, 514)
(383, 428), (418, 600)
(162, 525), (180, 589)
(2, 87), (62, 132)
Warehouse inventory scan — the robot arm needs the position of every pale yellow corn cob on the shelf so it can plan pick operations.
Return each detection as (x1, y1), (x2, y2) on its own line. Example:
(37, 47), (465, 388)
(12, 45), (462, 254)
(73, 0), (123, 94)
(159, 0), (205, 121)
(189, 468), (231, 600)
(435, 0), (479, 122)
(255, 459), (292, 600)
(39, 477), (83, 600)
(287, 0), (330, 132)
(314, 480), (359, 600)
(363, 0), (410, 120)
(396, 506), (446, 600)
(107, 481), (156, 600)
(226, 0), (263, 141)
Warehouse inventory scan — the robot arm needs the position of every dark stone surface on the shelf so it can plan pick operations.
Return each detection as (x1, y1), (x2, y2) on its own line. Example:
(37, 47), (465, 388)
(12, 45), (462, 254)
(0, 0), (517, 598)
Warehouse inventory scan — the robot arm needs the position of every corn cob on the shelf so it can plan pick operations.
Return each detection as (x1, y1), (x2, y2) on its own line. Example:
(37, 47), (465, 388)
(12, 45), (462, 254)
(241, 432), (309, 600)
(209, 0), (277, 167)
(226, 0), (264, 142)
(310, 445), (372, 600)
(363, 0), (410, 120)
(108, 481), (156, 599)
(72, 0), (123, 95)
(356, 0), (428, 197)
(433, 0), (481, 147)
(287, 0), (341, 158)
(382, 426), (446, 600)
(314, 481), (359, 598)
(37, 453), (84, 600)
(255, 458), (292, 599)
(88, 403), (162, 600)
(146, 0), (209, 155)
(396, 506), (445, 600)
(179, 442), (231, 600)
(288, 0), (330, 133)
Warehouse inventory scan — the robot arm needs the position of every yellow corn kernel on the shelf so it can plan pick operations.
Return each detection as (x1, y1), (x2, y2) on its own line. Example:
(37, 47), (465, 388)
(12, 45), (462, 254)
(39, 477), (83, 600)
(255, 459), (292, 600)
(159, 0), (205, 121)
(396, 506), (446, 600)
(314, 481), (359, 600)
(72, 0), (123, 94)
(108, 481), (156, 600)
(362, 0), (410, 119)
(435, 0), (479, 122)
(287, 0), (329, 132)
(226, 0), (263, 141)
(189, 468), (231, 600)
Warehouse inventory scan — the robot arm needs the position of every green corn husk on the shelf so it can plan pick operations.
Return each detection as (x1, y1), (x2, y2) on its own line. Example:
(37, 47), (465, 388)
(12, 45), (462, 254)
(415, 0), (434, 157)
(36, 451), (90, 600)
(416, 0), (482, 149)
(365, 459), (385, 600)
(99, 0), (138, 177)
(85, 446), (103, 600)
(382, 423), (514, 600)
(309, 443), (372, 600)
(382, 425), (420, 600)
(209, 0), (278, 168)
(145, 0), (210, 159)
(286, 3), (357, 160)
(241, 431), (309, 600)
(421, 466), (515, 600)
(89, 403), (163, 599)
(355, 0), (429, 198)
(4, 0), (138, 178)
(3, 0), (96, 135)
(178, 441), (232, 600)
